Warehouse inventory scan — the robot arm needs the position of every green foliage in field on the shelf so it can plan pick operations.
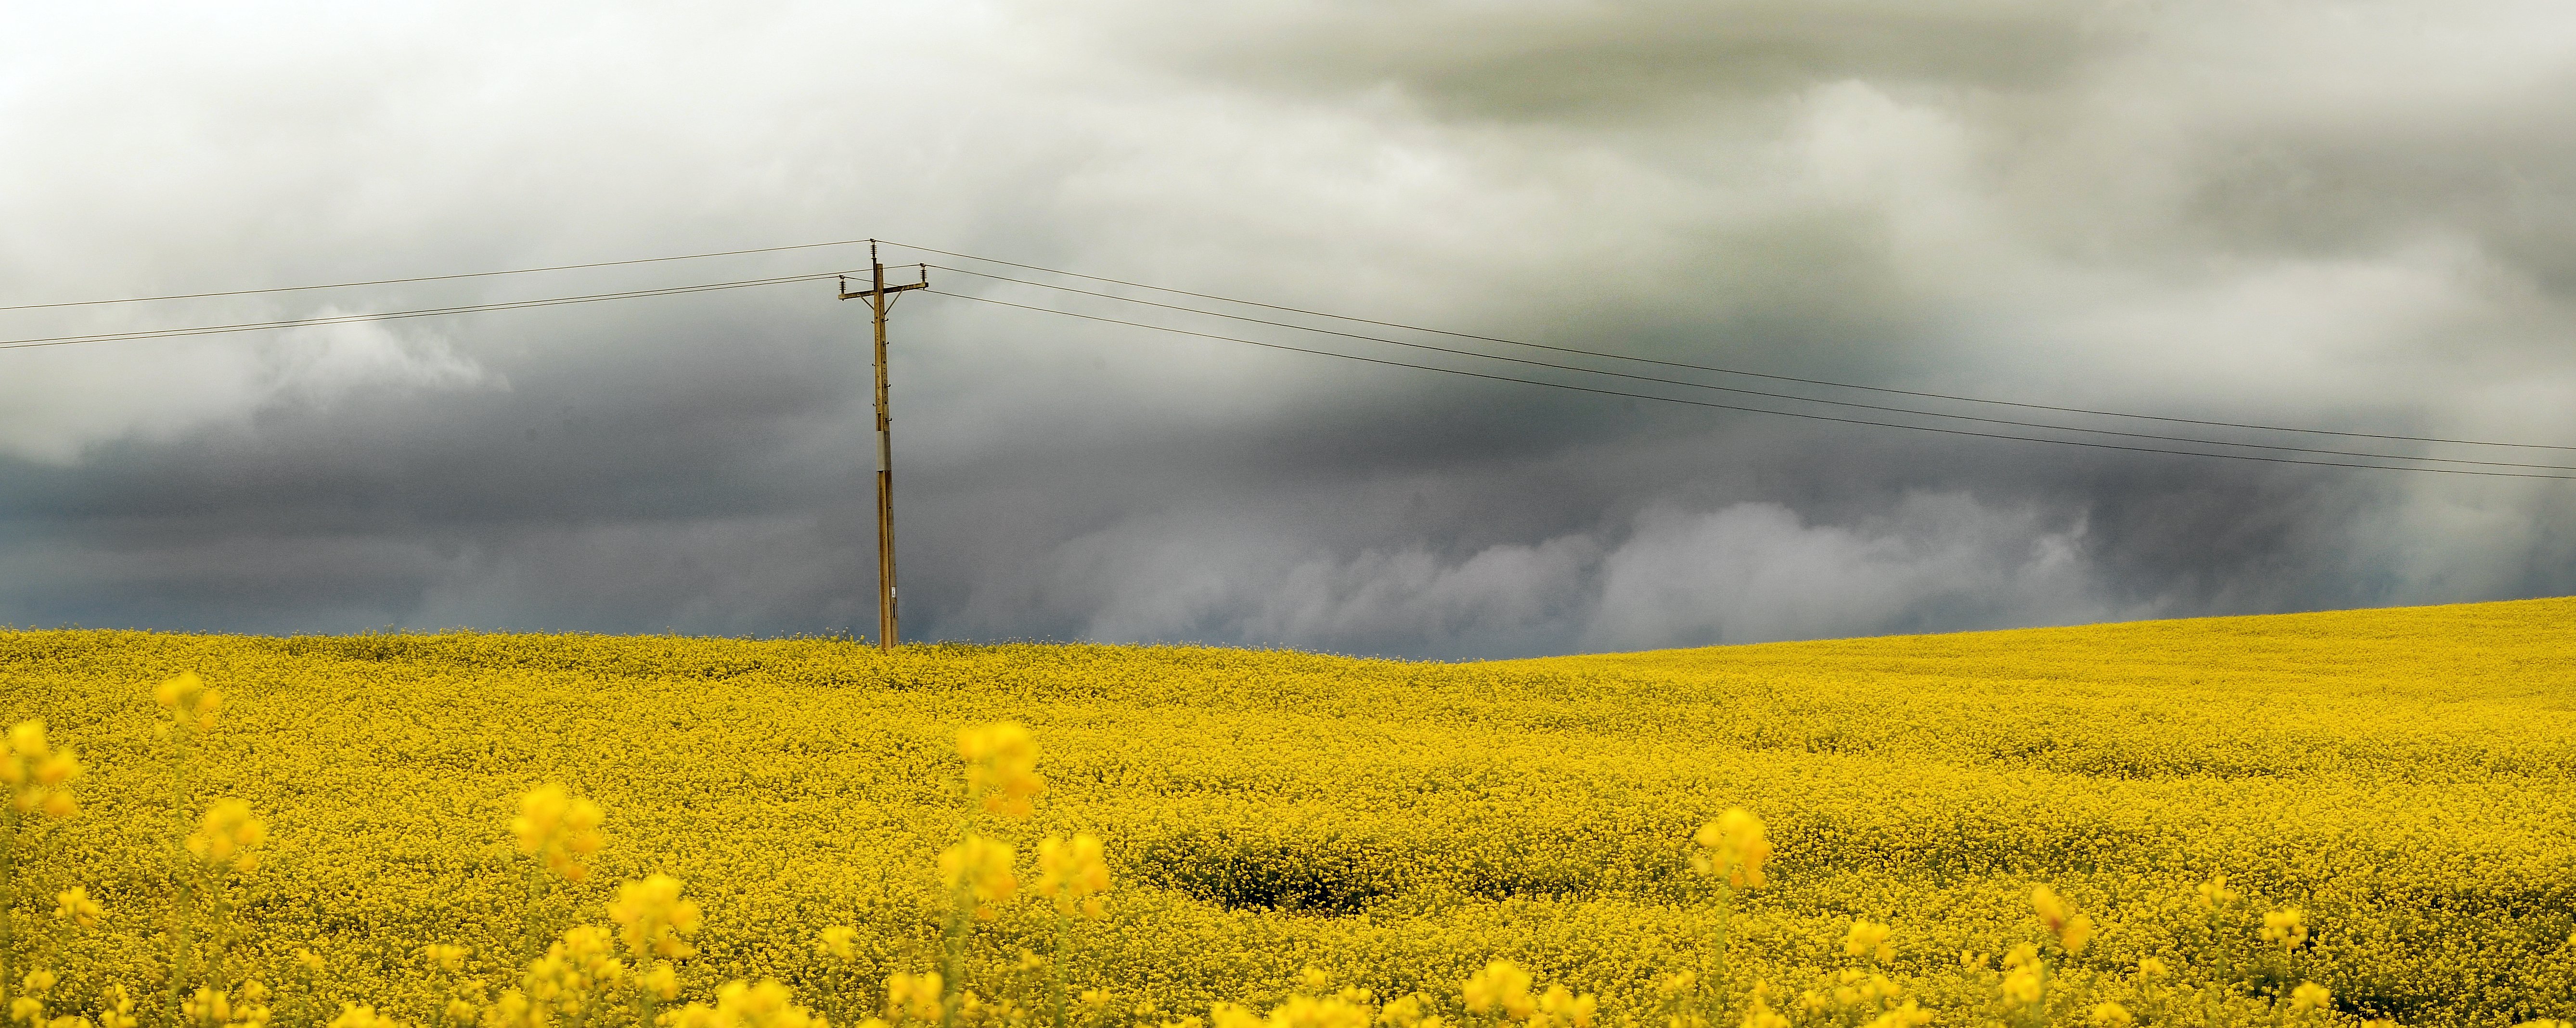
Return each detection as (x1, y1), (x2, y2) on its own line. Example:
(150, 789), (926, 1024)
(1, 597), (2572, 1027)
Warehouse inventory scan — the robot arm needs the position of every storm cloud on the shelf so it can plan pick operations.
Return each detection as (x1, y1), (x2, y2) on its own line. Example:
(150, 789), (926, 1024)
(2, 1), (2572, 656)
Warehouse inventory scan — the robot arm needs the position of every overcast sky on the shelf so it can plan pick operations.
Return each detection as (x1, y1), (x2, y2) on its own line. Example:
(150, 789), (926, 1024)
(3, 1), (2572, 657)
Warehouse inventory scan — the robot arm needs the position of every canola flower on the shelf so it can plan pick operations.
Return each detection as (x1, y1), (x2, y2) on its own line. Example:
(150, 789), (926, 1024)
(521, 924), (625, 1020)
(11, 970), (61, 1028)
(957, 723), (1043, 820)
(97, 985), (136, 1028)
(52, 889), (102, 930)
(1800, 967), (1915, 1027)
(2263, 908), (2310, 951)
(168, 798), (264, 1028)
(423, 945), (468, 975)
(1841, 921), (1893, 964)
(0, 719), (84, 1028)
(1858, 1001), (1930, 1028)
(181, 984), (272, 1028)
(2001, 888), (2094, 1026)
(1211, 991), (1376, 1028)
(511, 785), (604, 884)
(2031, 885), (2093, 955)
(2, 722), (80, 820)
(665, 980), (826, 1028)
(606, 874), (702, 961)
(1460, 961), (1536, 1020)
(1034, 834), (1111, 1028)
(1688, 808), (1768, 1021)
(156, 672), (224, 735)
(882, 971), (944, 1023)
(186, 799), (267, 873)
(1377, 993), (1445, 1028)
(1998, 944), (2043, 1008)
(644, 962), (683, 1003)
(1529, 986), (1595, 1028)
(1217, 971), (1388, 1028)
(817, 927), (859, 962)
(1687, 810), (1768, 889)
(1033, 835), (1109, 920)
(1736, 983), (1786, 1028)
(327, 1003), (402, 1028)
(939, 837), (1017, 917)
(2, 600), (2575, 1028)
(2194, 874), (2239, 912)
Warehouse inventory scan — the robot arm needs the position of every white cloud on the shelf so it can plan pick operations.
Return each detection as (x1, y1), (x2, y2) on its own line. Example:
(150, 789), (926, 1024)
(959, 492), (2127, 656)
(262, 315), (501, 408)
(0, 317), (501, 463)
(1583, 494), (2115, 651)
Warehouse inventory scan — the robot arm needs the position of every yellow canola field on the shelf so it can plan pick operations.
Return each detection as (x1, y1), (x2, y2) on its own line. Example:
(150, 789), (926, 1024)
(2, 596), (2574, 1028)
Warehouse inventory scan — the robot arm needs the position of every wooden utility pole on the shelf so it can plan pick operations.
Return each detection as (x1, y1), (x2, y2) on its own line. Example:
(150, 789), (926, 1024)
(839, 243), (927, 651)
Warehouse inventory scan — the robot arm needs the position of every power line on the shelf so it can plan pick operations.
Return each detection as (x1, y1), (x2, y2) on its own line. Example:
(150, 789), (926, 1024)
(926, 288), (2576, 481)
(16, 230), (2571, 454)
(0, 237), (883, 312)
(929, 264), (2576, 473)
(3, 232), (2567, 475)
(885, 240), (2576, 453)
(0, 271), (859, 351)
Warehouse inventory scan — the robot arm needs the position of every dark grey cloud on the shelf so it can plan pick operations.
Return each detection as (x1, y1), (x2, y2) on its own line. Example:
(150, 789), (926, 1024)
(2, 0), (2573, 655)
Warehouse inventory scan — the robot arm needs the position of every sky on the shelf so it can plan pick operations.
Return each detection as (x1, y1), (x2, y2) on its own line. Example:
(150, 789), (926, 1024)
(2, 1), (2573, 658)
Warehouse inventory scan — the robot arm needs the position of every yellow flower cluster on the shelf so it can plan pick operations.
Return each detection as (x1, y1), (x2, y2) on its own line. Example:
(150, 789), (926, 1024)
(1460, 960), (1533, 1018)
(2263, 907), (2309, 951)
(1034, 835), (1110, 920)
(2032, 885), (2094, 953)
(94, 985), (136, 1028)
(958, 722), (1043, 819)
(325, 1004), (401, 1028)
(185, 798), (267, 873)
(181, 983), (271, 1028)
(0, 595), (2572, 1028)
(11, 970), (69, 1028)
(2194, 874), (2238, 912)
(815, 926), (859, 962)
(1840, 921), (1892, 964)
(608, 874), (703, 960)
(940, 836), (1018, 916)
(666, 980), (826, 1028)
(879, 971), (942, 1022)
(0, 722), (79, 819)
(1985, 943), (2038, 1009)
(1459, 960), (1595, 1028)
(513, 924), (626, 1023)
(51, 888), (102, 930)
(1687, 809), (1767, 889)
(157, 671), (224, 734)
(512, 784), (605, 883)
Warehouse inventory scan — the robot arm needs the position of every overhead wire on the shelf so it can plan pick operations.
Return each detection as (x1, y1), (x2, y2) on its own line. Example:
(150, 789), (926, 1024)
(924, 287), (2576, 481)
(0, 236), (882, 312)
(926, 264), (2576, 473)
(0, 233), (2566, 478)
(0, 270), (859, 351)
(884, 239), (2576, 453)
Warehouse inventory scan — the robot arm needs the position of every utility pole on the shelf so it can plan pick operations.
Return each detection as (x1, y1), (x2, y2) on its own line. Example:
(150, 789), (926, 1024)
(839, 243), (927, 651)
